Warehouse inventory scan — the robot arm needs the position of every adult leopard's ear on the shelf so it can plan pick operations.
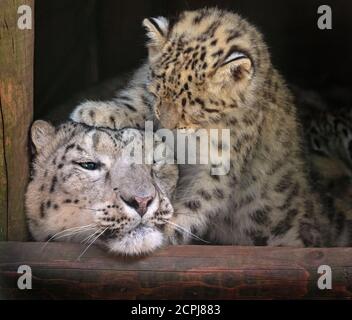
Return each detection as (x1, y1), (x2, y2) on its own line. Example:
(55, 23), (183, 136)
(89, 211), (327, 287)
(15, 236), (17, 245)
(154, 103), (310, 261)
(143, 17), (169, 61)
(31, 120), (55, 152)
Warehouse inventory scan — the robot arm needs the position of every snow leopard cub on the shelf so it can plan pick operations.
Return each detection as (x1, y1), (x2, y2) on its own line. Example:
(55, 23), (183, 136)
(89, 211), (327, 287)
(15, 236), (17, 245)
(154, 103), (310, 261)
(71, 8), (352, 247)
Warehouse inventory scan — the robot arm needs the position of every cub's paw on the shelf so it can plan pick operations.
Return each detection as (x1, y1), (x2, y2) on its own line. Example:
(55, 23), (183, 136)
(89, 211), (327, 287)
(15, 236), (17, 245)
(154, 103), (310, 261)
(163, 210), (210, 246)
(164, 222), (186, 245)
(163, 215), (195, 246)
(70, 101), (127, 129)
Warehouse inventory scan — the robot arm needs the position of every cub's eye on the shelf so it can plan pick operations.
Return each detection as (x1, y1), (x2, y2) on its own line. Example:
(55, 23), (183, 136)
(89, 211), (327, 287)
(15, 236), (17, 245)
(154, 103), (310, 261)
(221, 51), (248, 66)
(77, 162), (99, 170)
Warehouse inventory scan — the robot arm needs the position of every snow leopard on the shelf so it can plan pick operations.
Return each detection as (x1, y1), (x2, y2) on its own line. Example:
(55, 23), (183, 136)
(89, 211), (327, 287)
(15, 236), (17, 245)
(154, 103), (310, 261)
(70, 8), (352, 247)
(25, 120), (178, 255)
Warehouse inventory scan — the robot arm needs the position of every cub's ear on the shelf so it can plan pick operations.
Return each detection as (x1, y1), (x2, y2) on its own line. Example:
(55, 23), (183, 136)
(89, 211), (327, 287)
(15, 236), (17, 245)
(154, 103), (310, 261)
(216, 49), (253, 83)
(142, 17), (169, 60)
(31, 120), (55, 151)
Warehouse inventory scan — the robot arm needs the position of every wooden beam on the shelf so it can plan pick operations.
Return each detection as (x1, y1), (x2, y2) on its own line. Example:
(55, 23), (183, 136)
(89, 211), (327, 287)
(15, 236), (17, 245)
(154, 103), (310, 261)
(0, 0), (34, 240)
(0, 95), (7, 241)
(1, 242), (352, 299)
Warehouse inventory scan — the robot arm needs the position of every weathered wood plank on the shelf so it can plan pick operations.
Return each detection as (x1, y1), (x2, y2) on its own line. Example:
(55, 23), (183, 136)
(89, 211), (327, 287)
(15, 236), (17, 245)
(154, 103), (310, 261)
(0, 242), (352, 299)
(0, 0), (34, 240)
(0, 96), (7, 241)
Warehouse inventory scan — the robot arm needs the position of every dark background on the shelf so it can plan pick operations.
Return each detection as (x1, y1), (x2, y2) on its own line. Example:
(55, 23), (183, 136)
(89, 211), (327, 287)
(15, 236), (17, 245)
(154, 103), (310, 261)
(34, 0), (352, 119)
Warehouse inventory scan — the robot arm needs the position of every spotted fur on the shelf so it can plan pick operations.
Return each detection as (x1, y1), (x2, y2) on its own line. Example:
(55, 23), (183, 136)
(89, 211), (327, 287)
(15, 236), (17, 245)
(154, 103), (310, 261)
(294, 89), (352, 238)
(71, 65), (155, 130)
(71, 8), (352, 247)
(26, 120), (178, 255)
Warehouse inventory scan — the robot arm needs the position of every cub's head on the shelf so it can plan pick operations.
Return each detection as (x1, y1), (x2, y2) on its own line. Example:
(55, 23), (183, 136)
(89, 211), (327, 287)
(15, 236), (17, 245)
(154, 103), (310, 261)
(26, 120), (178, 255)
(143, 8), (271, 129)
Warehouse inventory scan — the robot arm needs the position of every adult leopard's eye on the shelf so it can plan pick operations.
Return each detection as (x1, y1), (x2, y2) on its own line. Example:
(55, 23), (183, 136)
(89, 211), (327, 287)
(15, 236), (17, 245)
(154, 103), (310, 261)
(78, 162), (99, 170)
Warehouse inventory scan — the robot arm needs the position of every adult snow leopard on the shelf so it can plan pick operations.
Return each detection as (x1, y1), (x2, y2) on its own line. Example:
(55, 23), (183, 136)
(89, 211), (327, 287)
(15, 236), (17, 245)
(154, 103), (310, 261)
(71, 8), (352, 247)
(25, 120), (178, 255)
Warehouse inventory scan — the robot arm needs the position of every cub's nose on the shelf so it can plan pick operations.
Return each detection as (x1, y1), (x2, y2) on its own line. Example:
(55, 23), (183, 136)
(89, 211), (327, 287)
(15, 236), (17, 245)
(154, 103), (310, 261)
(121, 194), (155, 217)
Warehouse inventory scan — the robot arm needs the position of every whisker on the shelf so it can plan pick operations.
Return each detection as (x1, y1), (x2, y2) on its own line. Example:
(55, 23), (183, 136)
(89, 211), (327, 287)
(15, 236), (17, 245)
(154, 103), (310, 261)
(163, 220), (211, 244)
(53, 227), (96, 242)
(64, 205), (104, 212)
(170, 210), (200, 218)
(81, 229), (101, 244)
(77, 227), (108, 261)
(41, 224), (94, 251)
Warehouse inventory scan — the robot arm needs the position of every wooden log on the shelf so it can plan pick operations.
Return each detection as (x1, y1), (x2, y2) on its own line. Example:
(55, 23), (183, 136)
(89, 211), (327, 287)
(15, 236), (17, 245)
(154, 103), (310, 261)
(0, 242), (352, 299)
(0, 0), (34, 240)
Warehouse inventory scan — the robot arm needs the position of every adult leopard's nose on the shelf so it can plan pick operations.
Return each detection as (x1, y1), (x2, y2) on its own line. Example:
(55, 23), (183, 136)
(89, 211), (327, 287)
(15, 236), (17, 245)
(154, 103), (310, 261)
(121, 193), (155, 217)
(134, 195), (154, 216)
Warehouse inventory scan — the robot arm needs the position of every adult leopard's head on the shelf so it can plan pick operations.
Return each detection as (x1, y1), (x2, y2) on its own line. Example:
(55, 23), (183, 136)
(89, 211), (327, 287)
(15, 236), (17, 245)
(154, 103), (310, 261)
(26, 120), (178, 255)
(143, 8), (271, 129)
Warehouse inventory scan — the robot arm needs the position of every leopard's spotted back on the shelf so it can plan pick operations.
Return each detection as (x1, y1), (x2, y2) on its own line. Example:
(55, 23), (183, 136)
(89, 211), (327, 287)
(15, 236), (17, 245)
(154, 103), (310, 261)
(293, 87), (352, 231)
(307, 111), (352, 244)
(307, 110), (352, 173)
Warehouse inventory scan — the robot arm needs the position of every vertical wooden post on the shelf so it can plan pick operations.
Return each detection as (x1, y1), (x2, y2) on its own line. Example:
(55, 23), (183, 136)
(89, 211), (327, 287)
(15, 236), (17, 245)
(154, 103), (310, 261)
(0, 0), (34, 240)
(0, 94), (7, 240)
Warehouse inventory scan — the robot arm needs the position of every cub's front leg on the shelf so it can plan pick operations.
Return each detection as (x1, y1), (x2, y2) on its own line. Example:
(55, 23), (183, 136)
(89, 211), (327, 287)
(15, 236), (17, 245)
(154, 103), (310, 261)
(70, 87), (154, 130)
(164, 165), (232, 245)
(71, 64), (154, 129)
(70, 99), (150, 130)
